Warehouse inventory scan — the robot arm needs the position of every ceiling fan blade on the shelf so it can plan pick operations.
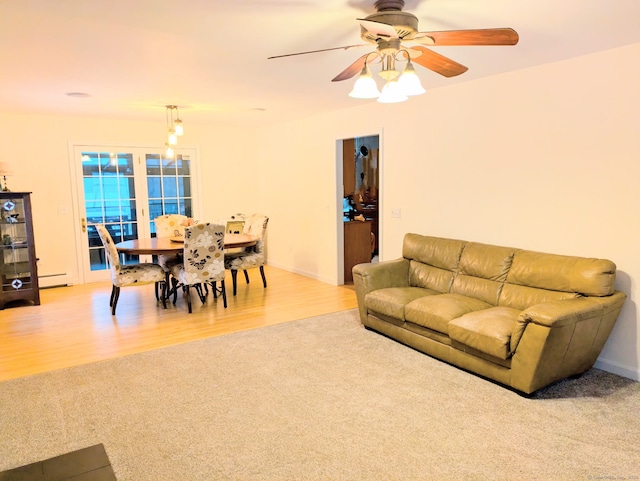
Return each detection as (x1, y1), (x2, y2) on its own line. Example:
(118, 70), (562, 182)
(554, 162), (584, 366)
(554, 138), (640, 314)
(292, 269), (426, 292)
(331, 54), (369, 82)
(420, 28), (519, 46)
(268, 44), (367, 60)
(409, 46), (468, 78)
(357, 18), (399, 38)
(410, 33), (435, 46)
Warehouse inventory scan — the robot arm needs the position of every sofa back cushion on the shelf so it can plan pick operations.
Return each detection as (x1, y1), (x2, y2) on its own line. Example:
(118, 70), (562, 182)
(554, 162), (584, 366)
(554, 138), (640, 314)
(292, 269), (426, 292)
(403, 234), (617, 311)
(506, 250), (617, 297)
(450, 243), (516, 305)
(409, 261), (456, 293)
(404, 234), (465, 292)
(499, 284), (581, 311)
(403, 234), (465, 269)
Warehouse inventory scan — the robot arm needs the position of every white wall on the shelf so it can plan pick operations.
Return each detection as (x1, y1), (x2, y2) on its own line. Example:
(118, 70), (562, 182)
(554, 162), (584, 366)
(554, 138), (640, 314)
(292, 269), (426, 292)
(1, 43), (637, 380)
(255, 43), (640, 380)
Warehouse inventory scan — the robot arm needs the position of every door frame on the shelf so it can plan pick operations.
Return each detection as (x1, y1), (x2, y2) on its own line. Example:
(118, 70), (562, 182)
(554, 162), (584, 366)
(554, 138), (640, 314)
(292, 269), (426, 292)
(335, 130), (383, 285)
(67, 141), (201, 285)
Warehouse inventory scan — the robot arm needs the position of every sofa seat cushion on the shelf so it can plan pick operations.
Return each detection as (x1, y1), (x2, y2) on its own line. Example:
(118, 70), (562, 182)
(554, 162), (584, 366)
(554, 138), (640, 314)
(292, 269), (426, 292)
(448, 306), (521, 360)
(405, 294), (492, 335)
(365, 287), (438, 321)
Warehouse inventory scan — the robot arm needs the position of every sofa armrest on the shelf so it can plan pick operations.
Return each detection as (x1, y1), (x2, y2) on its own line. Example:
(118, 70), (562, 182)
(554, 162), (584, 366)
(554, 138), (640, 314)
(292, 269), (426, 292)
(511, 292), (626, 353)
(521, 298), (604, 328)
(352, 258), (410, 323)
(508, 291), (626, 393)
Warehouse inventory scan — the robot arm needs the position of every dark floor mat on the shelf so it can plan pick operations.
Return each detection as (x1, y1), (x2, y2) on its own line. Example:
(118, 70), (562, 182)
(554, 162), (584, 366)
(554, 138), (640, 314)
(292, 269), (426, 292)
(0, 444), (116, 481)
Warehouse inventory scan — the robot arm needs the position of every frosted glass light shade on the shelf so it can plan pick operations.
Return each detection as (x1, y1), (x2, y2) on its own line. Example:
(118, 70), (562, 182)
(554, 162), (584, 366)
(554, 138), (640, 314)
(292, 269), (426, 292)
(174, 119), (184, 136)
(168, 130), (178, 145)
(0, 162), (13, 176)
(165, 143), (174, 159)
(349, 66), (381, 99)
(377, 79), (408, 103)
(398, 62), (426, 96)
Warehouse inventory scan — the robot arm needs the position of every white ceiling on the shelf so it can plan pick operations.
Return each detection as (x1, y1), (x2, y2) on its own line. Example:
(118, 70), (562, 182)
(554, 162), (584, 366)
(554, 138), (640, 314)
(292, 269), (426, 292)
(1, 0), (639, 127)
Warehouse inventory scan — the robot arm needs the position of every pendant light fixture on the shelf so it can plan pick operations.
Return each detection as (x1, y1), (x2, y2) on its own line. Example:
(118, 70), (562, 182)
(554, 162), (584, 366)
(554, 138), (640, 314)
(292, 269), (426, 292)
(164, 105), (184, 158)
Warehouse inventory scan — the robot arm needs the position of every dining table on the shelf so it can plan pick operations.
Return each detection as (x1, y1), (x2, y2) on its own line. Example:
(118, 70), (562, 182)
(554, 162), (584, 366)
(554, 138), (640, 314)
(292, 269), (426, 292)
(114, 233), (258, 307)
(114, 233), (257, 256)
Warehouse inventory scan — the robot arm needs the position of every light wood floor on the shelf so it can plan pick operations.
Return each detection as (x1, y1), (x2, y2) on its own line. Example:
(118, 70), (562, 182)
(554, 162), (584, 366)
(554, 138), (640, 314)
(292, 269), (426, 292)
(0, 266), (357, 382)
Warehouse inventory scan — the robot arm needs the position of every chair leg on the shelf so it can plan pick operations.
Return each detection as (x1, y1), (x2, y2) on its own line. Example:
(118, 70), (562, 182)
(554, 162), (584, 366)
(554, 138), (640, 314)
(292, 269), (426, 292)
(231, 269), (238, 296)
(209, 281), (228, 308)
(154, 281), (160, 301)
(221, 280), (227, 308)
(161, 273), (170, 309)
(243, 270), (250, 284)
(111, 286), (120, 315)
(186, 285), (192, 313)
(172, 278), (179, 304)
(259, 265), (267, 288)
(195, 284), (206, 304)
(109, 285), (116, 307)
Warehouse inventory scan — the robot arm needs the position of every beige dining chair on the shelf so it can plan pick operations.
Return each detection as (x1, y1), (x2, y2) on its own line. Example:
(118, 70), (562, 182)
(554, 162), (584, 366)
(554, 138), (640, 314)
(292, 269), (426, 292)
(224, 213), (269, 296)
(154, 214), (188, 239)
(95, 224), (166, 315)
(153, 214), (188, 299)
(170, 222), (227, 313)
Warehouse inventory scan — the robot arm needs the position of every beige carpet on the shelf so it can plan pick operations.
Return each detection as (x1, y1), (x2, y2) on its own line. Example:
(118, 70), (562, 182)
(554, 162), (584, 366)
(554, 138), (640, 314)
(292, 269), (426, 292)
(0, 309), (638, 480)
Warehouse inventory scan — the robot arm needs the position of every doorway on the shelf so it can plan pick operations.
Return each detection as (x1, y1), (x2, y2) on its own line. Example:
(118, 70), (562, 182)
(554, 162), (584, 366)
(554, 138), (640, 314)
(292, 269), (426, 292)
(340, 135), (379, 284)
(70, 145), (199, 284)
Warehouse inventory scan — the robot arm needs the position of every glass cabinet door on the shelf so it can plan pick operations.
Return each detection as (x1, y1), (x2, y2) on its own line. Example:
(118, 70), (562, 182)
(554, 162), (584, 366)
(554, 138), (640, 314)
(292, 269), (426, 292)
(0, 192), (39, 309)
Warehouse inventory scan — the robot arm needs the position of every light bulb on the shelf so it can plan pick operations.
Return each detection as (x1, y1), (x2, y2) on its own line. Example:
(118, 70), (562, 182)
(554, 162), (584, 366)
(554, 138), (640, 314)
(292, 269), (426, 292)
(168, 129), (178, 145)
(174, 119), (184, 136)
(165, 143), (174, 159)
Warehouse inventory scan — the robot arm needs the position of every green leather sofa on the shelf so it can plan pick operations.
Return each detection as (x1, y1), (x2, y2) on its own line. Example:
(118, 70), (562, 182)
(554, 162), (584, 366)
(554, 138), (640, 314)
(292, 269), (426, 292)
(353, 233), (626, 394)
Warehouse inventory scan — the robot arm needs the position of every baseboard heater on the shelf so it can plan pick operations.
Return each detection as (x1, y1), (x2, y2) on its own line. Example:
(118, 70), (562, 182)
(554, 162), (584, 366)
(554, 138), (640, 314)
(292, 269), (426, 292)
(38, 273), (70, 288)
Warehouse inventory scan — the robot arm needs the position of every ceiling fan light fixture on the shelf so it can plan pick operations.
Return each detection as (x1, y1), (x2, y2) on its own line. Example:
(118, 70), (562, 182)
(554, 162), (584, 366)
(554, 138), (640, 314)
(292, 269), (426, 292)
(397, 61), (426, 96)
(349, 65), (381, 99)
(269, 2), (519, 105)
(378, 68), (400, 81)
(377, 79), (408, 104)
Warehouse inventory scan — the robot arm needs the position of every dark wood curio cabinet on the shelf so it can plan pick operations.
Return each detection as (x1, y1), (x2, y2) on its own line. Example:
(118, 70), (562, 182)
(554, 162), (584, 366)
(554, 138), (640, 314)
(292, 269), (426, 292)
(0, 192), (40, 310)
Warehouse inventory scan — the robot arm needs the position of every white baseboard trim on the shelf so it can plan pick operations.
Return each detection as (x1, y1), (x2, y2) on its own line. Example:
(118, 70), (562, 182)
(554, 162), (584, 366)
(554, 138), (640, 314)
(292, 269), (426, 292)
(594, 358), (639, 381)
(38, 273), (70, 288)
(265, 262), (337, 286)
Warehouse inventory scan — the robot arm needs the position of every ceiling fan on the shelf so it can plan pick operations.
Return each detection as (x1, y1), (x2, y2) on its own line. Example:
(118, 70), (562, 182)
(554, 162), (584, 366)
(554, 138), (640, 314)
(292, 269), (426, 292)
(268, 0), (519, 101)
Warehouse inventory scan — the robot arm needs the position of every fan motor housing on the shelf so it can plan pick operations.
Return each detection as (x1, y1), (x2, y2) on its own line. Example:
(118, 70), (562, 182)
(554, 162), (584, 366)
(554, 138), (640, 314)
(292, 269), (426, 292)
(360, 11), (419, 42)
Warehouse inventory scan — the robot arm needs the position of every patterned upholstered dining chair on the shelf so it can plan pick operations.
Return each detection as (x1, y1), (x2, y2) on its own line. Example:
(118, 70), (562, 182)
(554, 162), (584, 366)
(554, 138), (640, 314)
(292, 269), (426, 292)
(170, 222), (227, 313)
(155, 214), (188, 239)
(224, 213), (269, 296)
(153, 214), (188, 299)
(95, 224), (166, 315)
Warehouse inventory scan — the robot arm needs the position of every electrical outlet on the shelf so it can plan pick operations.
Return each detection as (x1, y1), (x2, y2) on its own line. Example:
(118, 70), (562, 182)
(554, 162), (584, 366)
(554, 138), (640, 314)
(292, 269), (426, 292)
(391, 208), (401, 219)
(58, 206), (68, 215)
